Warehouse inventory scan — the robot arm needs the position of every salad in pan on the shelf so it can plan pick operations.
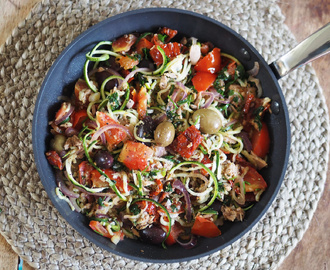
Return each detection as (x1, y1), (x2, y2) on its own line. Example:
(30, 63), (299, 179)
(46, 27), (271, 248)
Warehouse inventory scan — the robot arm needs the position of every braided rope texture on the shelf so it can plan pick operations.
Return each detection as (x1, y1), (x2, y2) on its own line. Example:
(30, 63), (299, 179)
(0, 0), (328, 269)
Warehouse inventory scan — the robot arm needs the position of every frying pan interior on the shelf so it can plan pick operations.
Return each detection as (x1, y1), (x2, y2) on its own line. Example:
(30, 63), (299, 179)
(32, 8), (290, 262)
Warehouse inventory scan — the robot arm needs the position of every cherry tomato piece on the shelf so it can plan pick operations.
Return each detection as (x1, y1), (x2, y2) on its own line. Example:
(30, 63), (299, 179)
(72, 109), (88, 130)
(251, 122), (270, 158)
(89, 220), (112, 238)
(118, 141), (153, 171)
(191, 71), (217, 92)
(96, 111), (127, 150)
(194, 48), (221, 74)
(136, 37), (154, 55)
(244, 166), (268, 192)
(136, 86), (148, 119)
(149, 43), (183, 65)
(191, 216), (221, 238)
(170, 125), (203, 158)
(45, 150), (63, 170)
(78, 161), (94, 185)
(112, 34), (137, 53)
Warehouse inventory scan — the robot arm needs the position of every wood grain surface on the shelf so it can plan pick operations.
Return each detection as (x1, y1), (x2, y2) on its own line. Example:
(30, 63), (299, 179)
(0, 0), (329, 269)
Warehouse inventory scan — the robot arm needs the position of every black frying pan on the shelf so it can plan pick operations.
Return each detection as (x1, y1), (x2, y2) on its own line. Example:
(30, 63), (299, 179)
(32, 8), (309, 262)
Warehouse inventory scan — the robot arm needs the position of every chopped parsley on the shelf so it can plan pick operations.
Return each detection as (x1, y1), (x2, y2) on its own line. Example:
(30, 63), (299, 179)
(98, 197), (105, 207)
(164, 183), (173, 192)
(130, 204), (141, 215)
(107, 92), (120, 110)
(166, 109), (179, 121)
(157, 34), (167, 43)
(170, 204), (178, 212)
(218, 182), (225, 193)
(177, 95), (193, 108)
(253, 106), (265, 130)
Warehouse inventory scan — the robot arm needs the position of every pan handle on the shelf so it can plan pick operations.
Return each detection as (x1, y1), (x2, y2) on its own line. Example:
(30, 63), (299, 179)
(269, 23), (330, 79)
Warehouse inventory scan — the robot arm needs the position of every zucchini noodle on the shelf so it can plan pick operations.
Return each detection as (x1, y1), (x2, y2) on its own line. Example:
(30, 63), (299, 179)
(46, 28), (271, 249)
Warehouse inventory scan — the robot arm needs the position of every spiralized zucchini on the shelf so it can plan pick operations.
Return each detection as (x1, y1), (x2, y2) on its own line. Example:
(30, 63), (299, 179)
(46, 27), (271, 249)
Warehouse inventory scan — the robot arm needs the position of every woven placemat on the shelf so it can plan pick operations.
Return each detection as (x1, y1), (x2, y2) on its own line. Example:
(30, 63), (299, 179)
(0, 0), (328, 269)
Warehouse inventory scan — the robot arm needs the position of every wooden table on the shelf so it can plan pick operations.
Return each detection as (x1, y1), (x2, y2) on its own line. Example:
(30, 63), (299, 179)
(0, 1), (329, 269)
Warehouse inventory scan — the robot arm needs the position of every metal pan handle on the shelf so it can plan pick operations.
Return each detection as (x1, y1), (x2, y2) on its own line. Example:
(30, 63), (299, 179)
(269, 23), (330, 79)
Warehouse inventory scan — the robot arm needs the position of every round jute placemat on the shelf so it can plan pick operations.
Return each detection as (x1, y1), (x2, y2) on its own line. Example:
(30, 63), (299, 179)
(0, 0), (328, 269)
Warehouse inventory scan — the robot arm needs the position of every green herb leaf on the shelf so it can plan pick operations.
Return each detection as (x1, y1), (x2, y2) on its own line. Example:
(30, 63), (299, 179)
(136, 72), (148, 85)
(236, 64), (247, 80)
(157, 34), (168, 43)
(177, 94), (193, 106)
(98, 197), (105, 207)
(130, 204), (141, 215)
(253, 106), (264, 131)
(166, 110), (178, 121)
(218, 182), (225, 192)
(107, 92), (120, 110)
(164, 183), (173, 192)
(170, 204), (177, 212)
(217, 104), (230, 117)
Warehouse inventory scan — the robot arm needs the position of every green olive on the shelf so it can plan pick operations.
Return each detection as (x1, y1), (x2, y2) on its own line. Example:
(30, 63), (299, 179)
(50, 134), (66, 153)
(192, 109), (222, 134)
(154, 121), (175, 147)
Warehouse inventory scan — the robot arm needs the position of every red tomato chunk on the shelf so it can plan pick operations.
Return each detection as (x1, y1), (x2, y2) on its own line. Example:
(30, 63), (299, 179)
(170, 125), (203, 158)
(118, 141), (153, 171)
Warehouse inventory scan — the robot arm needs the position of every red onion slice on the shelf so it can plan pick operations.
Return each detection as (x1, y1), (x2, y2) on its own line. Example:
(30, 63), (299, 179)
(56, 171), (79, 199)
(173, 179), (192, 223)
(239, 131), (252, 152)
(54, 102), (74, 125)
(167, 86), (188, 111)
(119, 67), (151, 89)
(106, 67), (122, 77)
(176, 234), (198, 249)
(215, 95), (234, 104)
(154, 113), (167, 126)
(65, 127), (79, 137)
(201, 91), (215, 108)
(85, 119), (98, 129)
(69, 197), (82, 212)
(99, 132), (107, 145)
(95, 213), (110, 219)
(247, 61), (260, 77)
(91, 123), (133, 142)
(208, 87), (221, 98)
(231, 176), (246, 205)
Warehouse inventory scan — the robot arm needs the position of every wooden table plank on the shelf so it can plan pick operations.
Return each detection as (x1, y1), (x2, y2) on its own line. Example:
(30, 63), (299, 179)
(277, 1), (330, 269)
(0, 1), (328, 269)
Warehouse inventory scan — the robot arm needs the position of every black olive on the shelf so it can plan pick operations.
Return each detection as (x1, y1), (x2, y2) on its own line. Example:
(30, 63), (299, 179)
(139, 225), (166, 245)
(99, 56), (121, 71)
(138, 59), (156, 70)
(210, 200), (223, 212)
(136, 116), (157, 139)
(94, 150), (114, 169)
(95, 70), (118, 91)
